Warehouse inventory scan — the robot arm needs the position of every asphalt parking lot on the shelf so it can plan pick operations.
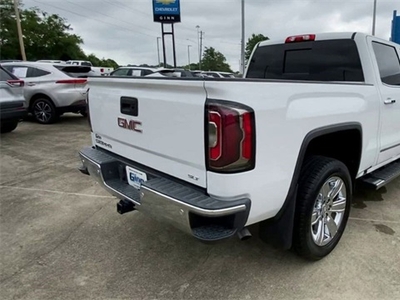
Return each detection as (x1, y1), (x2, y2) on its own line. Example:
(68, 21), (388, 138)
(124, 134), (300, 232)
(0, 115), (399, 300)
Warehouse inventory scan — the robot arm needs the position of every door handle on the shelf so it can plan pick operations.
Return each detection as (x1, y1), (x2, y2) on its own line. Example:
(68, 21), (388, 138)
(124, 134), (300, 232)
(384, 98), (396, 105)
(26, 82), (36, 87)
(120, 97), (138, 116)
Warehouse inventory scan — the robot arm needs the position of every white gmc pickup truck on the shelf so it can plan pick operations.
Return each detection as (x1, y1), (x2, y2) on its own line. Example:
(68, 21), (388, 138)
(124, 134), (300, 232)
(79, 32), (400, 260)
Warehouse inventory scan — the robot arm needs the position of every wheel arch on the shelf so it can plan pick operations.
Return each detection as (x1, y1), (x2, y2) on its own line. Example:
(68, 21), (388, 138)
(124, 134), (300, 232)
(29, 93), (55, 111)
(259, 122), (362, 249)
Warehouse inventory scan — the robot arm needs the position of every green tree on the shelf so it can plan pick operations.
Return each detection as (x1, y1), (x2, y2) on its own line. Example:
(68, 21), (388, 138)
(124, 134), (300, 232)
(0, 0), (86, 60)
(87, 54), (102, 67)
(100, 58), (119, 69)
(0, 0), (119, 66)
(245, 33), (269, 61)
(200, 47), (232, 72)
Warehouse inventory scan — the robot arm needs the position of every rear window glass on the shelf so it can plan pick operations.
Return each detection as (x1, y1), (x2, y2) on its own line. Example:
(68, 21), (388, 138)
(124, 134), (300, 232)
(0, 68), (14, 81)
(3, 66), (28, 78)
(372, 42), (400, 85)
(142, 69), (153, 76)
(111, 68), (130, 76)
(27, 67), (51, 77)
(131, 70), (142, 77)
(247, 39), (364, 82)
(54, 65), (91, 78)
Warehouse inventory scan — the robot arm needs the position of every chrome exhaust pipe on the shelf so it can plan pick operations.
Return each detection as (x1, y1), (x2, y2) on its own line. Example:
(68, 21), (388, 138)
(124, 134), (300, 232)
(237, 227), (252, 241)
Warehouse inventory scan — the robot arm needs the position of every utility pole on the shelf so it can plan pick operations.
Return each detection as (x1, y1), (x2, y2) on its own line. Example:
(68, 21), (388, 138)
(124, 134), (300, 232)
(196, 25), (200, 68)
(199, 31), (204, 70)
(187, 45), (192, 70)
(241, 0), (245, 74)
(13, 0), (26, 61)
(372, 0), (377, 35)
(156, 37), (161, 67)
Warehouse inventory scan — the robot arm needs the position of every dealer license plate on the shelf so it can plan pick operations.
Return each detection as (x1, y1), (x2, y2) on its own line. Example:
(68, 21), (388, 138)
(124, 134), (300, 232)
(126, 166), (147, 189)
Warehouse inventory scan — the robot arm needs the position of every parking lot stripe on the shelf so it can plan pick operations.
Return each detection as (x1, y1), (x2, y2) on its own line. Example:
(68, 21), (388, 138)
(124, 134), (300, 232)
(0, 185), (114, 199)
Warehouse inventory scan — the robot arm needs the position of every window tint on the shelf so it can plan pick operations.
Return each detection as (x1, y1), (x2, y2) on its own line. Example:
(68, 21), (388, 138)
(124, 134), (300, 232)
(111, 69), (130, 76)
(81, 62), (92, 66)
(247, 39), (364, 82)
(372, 42), (400, 85)
(27, 67), (51, 77)
(2, 65), (13, 74)
(0, 68), (13, 81)
(142, 69), (153, 76)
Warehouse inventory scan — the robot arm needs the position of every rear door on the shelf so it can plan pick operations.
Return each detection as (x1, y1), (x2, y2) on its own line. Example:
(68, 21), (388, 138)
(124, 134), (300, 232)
(88, 78), (208, 187)
(368, 38), (400, 163)
(0, 68), (24, 104)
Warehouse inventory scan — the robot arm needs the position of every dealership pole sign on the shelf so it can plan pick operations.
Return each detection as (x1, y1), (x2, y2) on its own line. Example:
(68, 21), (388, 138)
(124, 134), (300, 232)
(153, 0), (181, 23)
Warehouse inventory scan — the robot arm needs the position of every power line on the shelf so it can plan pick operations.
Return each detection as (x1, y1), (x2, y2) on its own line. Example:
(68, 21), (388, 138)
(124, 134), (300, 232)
(107, 0), (152, 18)
(65, 0), (157, 37)
(32, 0), (154, 38)
(32, 0), (241, 60)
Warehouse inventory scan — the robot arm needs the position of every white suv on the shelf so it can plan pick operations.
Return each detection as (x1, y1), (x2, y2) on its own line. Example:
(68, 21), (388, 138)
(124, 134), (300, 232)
(2, 62), (90, 124)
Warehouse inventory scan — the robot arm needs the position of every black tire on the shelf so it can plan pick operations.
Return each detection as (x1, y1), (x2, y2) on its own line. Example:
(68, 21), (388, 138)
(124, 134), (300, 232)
(293, 156), (352, 260)
(80, 111), (87, 117)
(0, 120), (19, 133)
(31, 98), (58, 124)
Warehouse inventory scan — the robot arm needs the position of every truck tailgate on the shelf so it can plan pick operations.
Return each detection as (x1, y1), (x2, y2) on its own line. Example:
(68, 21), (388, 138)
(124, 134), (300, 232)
(88, 78), (207, 188)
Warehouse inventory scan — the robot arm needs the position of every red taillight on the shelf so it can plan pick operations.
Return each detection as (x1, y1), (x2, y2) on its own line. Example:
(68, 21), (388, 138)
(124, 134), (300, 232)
(56, 79), (87, 84)
(285, 34), (315, 43)
(7, 79), (24, 87)
(100, 68), (104, 73)
(242, 112), (253, 160)
(206, 101), (255, 173)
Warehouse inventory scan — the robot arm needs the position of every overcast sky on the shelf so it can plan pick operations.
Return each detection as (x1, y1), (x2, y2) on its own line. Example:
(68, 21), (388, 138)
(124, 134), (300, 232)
(23, 0), (399, 71)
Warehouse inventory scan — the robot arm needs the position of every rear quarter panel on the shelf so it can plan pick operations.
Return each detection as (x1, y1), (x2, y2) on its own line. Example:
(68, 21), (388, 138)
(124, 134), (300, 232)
(204, 80), (380, 225)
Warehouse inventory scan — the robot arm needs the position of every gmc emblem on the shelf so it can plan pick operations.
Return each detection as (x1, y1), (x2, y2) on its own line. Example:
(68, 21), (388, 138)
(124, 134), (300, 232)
(118, 117), (142, 133)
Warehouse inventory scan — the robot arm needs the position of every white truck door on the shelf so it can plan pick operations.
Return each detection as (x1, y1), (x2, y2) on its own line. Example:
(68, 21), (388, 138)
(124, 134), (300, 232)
(368, 38), (400, 164)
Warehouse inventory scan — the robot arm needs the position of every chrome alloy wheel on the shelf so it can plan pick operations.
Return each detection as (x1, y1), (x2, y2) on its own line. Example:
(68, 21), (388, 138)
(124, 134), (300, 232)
(34, 101), (52, 123)
(311, 176), (347, 246)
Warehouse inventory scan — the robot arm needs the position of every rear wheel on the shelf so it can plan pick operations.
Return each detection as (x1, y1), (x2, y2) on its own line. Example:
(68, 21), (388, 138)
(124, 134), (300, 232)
(0, 120), (19, 133)
(293, 156), (352, 260)
(31, 98), (57, 124)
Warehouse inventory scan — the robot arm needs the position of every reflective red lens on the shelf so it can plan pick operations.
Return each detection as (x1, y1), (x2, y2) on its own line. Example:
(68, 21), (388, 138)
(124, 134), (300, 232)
(242, 112), (253, 160)
(285, 34), (315, 43)
(6, 80), (24, 87)
(207, 101), (255, 173)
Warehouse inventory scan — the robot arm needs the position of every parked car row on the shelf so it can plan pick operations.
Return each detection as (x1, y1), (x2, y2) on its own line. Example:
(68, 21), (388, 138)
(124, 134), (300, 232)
(0, 61), (90, 126)
(109, 66), (237, 79)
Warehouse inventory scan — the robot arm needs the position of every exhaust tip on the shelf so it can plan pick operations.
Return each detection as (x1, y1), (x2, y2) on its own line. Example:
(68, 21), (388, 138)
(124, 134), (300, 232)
(237, 227), (252, 241)
(78, 165), (89, 175)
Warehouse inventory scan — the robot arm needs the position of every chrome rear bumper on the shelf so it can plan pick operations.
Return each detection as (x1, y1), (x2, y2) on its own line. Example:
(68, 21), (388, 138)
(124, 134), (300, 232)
(79, 147), (250, 241)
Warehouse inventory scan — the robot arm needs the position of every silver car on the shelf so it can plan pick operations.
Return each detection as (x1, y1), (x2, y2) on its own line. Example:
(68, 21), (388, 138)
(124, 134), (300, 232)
(0, 66), (27, 133)
(2, 62), (90, 124)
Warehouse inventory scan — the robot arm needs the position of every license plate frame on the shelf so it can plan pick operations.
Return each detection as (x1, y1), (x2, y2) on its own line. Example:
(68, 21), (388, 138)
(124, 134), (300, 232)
(126, 166), (147, 189)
